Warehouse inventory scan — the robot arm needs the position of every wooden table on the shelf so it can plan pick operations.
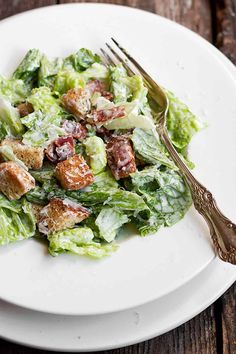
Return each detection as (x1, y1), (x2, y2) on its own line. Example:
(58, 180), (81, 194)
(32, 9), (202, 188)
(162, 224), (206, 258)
(0, 1), (235, 353)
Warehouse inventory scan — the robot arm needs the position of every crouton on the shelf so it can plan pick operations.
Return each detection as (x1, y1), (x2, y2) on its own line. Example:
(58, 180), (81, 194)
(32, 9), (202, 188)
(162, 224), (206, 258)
(55, 155), (94, 190)
(17, 102), (34, 117)
(62, 88), (91, 120)
(31, 203), (44, 223)
(0, 139), (44, 170)
(0, 161), (35, 200)
(38, 198), (90, 234)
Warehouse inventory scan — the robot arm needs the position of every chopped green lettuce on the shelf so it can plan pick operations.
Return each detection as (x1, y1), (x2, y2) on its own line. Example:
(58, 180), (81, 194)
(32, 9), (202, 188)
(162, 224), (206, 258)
(81, 63), (109, 81)
(54, 70), (85, 94)
(64, 48), (101, 72)
(54, 63), (108, 94)
(12, 49), (41, 86)
(104, 190), (148, 212)
(84, 136), (107, 174)
(131, 128), (176, 169)
(26, 186), (48, 205)
(110, 64), (131, 103)
(21, 87), (66, 147)
(30, 165), (55, 183)
(38, 55), (63, 88)
(27, 87), (64, 116)
(131, 166), (192, 230)
(22, 111), (65, 148)
(166, 91), (201, 149)
(48, 227), (117, 257)
(0, 96), (25, 136)
(0, 75), (30, 104)
(0, 194), (36, 245)
(95, 207), (129, 242)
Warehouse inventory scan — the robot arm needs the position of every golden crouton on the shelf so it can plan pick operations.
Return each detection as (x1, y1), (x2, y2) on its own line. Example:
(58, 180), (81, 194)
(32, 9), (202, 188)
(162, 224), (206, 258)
(55, 155), (94, 190)
(0, 139), (44, 170)
(31, 203), (44, 223)
(38, 198), (90, 234)
(62, 88), (91, 120)
(17, 102), (34, 117)
(0, 161), (35, 200)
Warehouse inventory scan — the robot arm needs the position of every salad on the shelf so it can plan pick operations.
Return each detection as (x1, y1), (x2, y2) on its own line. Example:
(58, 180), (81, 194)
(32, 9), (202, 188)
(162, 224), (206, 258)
(0, 48), (201, 258)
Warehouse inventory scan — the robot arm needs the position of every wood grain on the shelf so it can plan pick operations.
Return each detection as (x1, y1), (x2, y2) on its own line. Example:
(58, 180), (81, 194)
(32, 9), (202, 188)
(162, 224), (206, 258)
(212, 0), (236, 64)
(0, 0), (56, 20)
(59, 0), (212, 40)
(222, 283), (236, 354)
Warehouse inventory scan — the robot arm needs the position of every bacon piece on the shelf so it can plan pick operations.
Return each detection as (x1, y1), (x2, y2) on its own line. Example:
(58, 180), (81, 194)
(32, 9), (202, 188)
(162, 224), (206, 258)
(62, 120), (87, 140)
(95, 126), (113, 140)
(55, 155), (94, 190)
(62, 88), (91, 120)
(17, 102), (34, 117)
(102, 91), (113, 101)
(86, 79), (106, 95)
(85, 79), (113, 101)
(106, 136), (136, 180)
(46, 136), (75, 163)
(87, 106), (125, 125)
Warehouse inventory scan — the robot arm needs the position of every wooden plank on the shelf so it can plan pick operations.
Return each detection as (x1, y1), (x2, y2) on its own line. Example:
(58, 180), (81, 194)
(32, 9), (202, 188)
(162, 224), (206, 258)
(213, 0), (236, 64)
(59, 0), (212, 41)
(222, 283), (236, 354)
(0, 0), (56, 20)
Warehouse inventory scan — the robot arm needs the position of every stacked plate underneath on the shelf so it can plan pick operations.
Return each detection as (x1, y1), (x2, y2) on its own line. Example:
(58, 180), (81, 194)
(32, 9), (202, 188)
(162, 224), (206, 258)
(0, 4), (235, 351)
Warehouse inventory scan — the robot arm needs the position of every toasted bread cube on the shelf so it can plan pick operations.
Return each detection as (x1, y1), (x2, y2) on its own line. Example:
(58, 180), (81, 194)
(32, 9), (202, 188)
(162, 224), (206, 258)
(55, 155), (94, 190)
(31, 203), (44, 223)
(38, 198), (90, 234)
(0, 161), (35, 200)
(17, 102), (34, 117)
(1, 139), (44, 170)
(62, 88), (91, 120)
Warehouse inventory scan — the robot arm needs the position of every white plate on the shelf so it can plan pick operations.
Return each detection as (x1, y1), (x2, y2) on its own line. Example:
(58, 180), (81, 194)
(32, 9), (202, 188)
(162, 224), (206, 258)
(0, 3), (236, 316)
(0, 259), (235, 352)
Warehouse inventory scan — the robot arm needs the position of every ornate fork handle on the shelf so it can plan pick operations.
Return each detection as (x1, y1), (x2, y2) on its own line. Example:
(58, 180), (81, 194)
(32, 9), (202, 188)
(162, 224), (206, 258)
(158, 125), (236, 265)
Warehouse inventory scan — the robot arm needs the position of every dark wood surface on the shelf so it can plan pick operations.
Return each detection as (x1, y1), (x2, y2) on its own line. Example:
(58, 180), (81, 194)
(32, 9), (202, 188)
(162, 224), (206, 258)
(0, 1), (235, 353)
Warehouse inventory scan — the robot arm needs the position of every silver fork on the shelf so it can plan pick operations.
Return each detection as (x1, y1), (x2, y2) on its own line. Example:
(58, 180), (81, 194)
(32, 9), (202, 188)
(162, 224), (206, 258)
(101, 38), (236, 265)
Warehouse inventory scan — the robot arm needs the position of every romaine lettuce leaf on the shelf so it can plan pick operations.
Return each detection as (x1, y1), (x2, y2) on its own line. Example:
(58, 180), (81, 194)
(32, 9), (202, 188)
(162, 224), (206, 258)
(0, 75), (30, 104)
(22, 111), (65, 148)
(95, 207), (129, 242)
(110, 64), (131, 103)
(27, 87), (64, 117)
(131, 128), (176, 169)
(0, 194), (36, 245)
(54, 63), (108, 94)
(38, 55), (63, 88)
(54, 70), (85, 94)
(84, 136), (107, 174)
(26, 186), (49, 205)
(81, 63), (109, 82)
(131, 166), (192, 229)
(64, 48), (101, 72)
(21, 87), (66, 147)
(104, 190), (148, 212)
(12, 49), (41, 86)
(0, 96), (25, 136)
(48, 227), (117, 257)
(30, 165), (55, 183)
(166, 91), (201, 149)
